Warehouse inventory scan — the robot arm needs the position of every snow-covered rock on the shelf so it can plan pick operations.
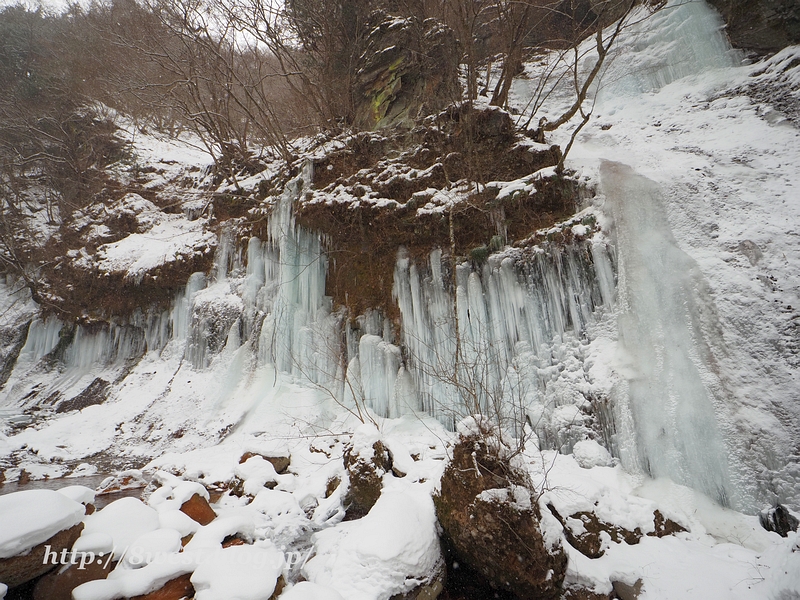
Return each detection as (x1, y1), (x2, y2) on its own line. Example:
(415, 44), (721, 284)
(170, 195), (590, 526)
(304, 489), (441, 600)
(0, 490), (85, 559)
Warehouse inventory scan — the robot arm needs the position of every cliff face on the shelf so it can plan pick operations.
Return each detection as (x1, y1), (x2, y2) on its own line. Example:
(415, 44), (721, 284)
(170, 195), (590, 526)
(708, 0), (800, 52)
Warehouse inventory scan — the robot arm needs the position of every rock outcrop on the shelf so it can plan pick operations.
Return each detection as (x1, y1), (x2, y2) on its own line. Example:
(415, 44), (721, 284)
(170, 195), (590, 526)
(707, 0), (800, 52)
(759, 504), (799, 537)
(354, 13), (460, 130)
(434, 418), (567, 600)
(343, 427), (394, 520)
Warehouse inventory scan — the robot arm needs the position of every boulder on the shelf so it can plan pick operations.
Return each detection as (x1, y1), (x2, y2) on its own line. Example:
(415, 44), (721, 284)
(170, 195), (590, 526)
(342, 428), (394, 520)
(759, 504), (799, 537)
(33, 559), (114, 600)
(0, 523), (83, 589)
(612, 579), (644, 600)
(239, 452), (290, 474)
(179, 493), (216, 526)
(0, 489), (86, 589)
(434, 417), (567, 599)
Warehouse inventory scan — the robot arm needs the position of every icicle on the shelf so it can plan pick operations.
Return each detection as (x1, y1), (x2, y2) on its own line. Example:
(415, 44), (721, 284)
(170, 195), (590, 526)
(393, 239), (616, 428)
(19, 317), (62, 361)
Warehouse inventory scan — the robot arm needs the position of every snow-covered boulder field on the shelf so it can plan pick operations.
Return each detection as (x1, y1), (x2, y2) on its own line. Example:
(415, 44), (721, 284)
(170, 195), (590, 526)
(1, 419), (799, 599)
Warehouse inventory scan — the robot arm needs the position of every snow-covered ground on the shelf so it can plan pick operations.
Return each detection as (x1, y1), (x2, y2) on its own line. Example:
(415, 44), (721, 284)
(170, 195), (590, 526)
(1, 0), (800, 597)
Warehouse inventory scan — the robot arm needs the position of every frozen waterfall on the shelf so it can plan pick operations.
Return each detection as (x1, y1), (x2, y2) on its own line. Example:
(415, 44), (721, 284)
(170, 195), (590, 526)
(597, 0), (740, 100)
(601, 162), (734, 506)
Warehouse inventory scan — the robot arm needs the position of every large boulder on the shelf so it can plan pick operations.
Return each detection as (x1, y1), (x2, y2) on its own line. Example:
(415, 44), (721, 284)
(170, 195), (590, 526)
(342, 424), (394, 520)
(33, 560), (115, 600)
(434, 417), (567, 600)
(759, 504), (799, 537)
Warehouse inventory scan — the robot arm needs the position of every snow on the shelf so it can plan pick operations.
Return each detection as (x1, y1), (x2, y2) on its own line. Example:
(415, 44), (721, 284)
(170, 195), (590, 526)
(80, 498), (161, 560)
(94, 214), (216, 284)
(572, 440), (613, 469)
(56, 485), (96, 505)
(304, 489), (441, 600)
(279, 582), (345, 600)
(120, 529), (183, 569)
(190, 543), (285, 600)
(72, 558), (194, 600)
(234, 456), (279, 496)
(0, 490), (85, 558)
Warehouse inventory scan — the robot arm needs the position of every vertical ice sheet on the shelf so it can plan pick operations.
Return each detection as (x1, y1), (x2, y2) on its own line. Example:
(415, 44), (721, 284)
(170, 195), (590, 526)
(601, 161), (734, 506)
(18, 317), (62, 362)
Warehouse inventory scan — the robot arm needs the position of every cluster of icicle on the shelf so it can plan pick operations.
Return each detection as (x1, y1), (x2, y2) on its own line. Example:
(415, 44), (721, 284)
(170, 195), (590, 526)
(14, 167), (616, 438)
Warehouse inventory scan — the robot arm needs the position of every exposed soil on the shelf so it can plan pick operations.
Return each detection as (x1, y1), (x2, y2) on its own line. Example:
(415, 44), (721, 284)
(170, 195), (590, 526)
(297, 106), (582, 320)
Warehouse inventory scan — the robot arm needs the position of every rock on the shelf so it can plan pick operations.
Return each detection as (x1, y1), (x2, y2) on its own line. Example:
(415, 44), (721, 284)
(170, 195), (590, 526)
(96, 470), (147, 495)
(18, 470), (30, 485)
(706, 0), (800, 52)
(759, 504), (799, 537)
(561, 586), (615, 600)
(221, 535), (247, 548)
(129, 573), (194, 600)
(353, 13), (460, 130)
(649, 510), (687, 538)
(33, 559), (114, 600)
(0, 523), (83, 589)
(271, 575), (287, 599)
(239, 452), (290, 474)
(434, 417), (567, 599)
(342, 428), (393, 520)
(612, 579), (644, 600)
(56, 377), (110, 413)
(548, 504), (641, 559)
(549, 506), (686, 559)
(738, 240), (763, 265)
(389, 560), (445, 599)
(179, 493), (216, 526)
(325, 476), (341, 498)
